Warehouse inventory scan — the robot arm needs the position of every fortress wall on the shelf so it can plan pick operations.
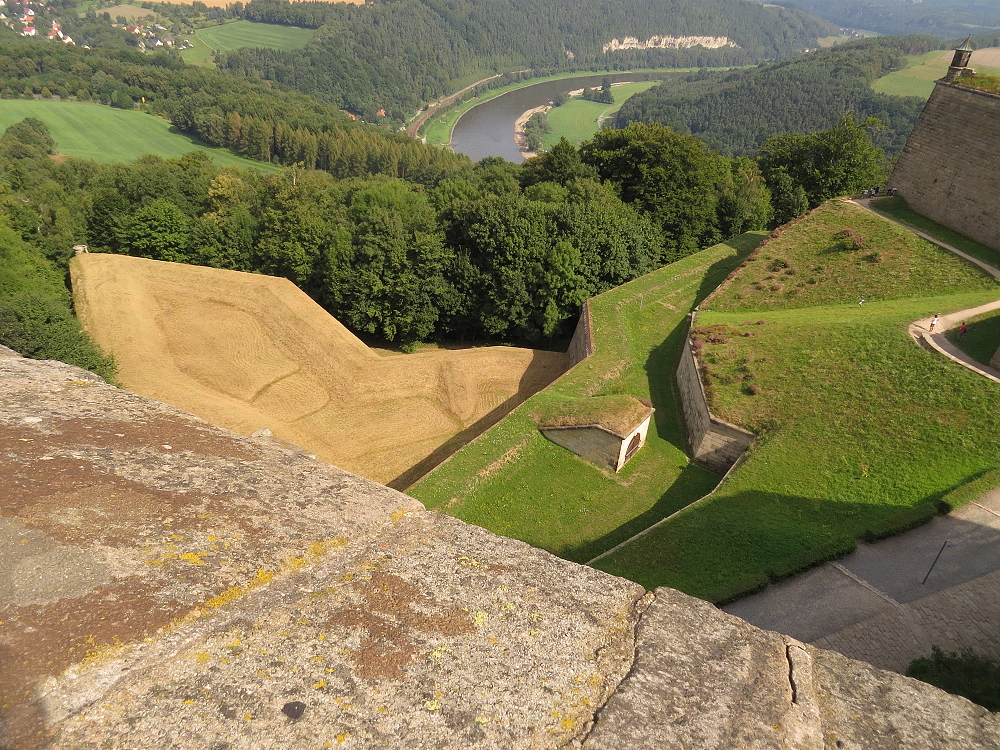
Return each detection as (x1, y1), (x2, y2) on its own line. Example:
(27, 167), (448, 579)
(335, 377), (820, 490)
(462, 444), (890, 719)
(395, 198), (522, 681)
(675, 325), (755, 473)
(567, 299), (594, 366)
(890, 82), (1000, 252)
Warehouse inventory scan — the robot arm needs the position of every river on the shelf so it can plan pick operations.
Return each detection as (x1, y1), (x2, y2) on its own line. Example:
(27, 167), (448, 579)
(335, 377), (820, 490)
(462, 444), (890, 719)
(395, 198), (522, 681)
(449, 71), (685, 163)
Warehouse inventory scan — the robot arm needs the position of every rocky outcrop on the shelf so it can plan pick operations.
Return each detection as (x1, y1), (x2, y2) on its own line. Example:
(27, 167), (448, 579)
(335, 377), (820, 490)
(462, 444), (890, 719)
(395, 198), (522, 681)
(602, 35), (736, 53)
(3, 347), (1000, 749)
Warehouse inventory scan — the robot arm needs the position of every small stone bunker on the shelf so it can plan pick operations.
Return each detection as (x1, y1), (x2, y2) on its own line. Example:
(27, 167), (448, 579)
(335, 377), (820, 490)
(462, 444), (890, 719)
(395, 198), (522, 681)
(536, 395), (654, 471)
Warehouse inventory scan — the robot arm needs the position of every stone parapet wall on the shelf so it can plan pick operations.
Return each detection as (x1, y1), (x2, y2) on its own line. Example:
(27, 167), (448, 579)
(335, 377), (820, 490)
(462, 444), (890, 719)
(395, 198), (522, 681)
(890, 82), (1000, 252)
(5, 352), (1000, 748)
(675, 321), (755, 473)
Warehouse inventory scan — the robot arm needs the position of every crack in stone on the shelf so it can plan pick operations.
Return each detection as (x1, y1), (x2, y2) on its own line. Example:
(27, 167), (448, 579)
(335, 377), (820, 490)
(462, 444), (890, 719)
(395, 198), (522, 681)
(566, 589), (655, 748)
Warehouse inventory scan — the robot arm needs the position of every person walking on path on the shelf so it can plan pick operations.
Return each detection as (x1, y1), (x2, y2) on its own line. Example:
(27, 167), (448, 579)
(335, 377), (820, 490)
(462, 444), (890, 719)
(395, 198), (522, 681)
(929, 314), (941, 333)
(959, 322), (968, 338)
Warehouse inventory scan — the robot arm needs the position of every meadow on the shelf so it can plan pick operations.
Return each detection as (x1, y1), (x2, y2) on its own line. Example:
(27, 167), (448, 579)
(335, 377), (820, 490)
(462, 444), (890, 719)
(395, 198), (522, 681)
(593, 201), (1000, 600)
(0, 100), (277, 171)
(182, 20), (314, 65)
(410, 232), (766, 562)
(541, 81), (660, 148)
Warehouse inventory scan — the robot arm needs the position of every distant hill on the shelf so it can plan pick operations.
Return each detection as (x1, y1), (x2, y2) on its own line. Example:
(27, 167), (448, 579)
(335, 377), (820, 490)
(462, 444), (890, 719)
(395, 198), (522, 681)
(218, 0), (838, 119)
(614, 36), (939, 156)
(778, 0), (1000, 39)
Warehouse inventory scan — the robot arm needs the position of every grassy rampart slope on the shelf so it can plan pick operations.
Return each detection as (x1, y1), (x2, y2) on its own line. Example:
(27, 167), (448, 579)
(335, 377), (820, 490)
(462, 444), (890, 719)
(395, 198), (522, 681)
(410, 231), (766, 562)
(594, 201), (1000, 600)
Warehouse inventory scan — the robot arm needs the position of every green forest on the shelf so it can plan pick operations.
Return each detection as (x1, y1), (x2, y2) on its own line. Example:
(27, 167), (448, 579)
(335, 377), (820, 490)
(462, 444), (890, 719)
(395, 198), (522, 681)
(0, 108), (884, 370)
(222, 0), (837, 120)
(615, 36), (940, 156)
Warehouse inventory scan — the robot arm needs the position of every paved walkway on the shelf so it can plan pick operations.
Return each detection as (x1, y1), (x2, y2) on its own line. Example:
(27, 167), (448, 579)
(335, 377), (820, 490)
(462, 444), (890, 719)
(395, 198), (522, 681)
(724, 488), (1000, 673)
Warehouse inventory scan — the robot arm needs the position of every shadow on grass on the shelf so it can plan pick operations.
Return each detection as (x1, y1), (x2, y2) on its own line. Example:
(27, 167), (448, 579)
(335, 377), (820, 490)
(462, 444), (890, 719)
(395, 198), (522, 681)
(649, 235), (765, 452)
(694, 232), (766, 307)
(945, 313), (1000, 367)
(561, 461), (719, 564)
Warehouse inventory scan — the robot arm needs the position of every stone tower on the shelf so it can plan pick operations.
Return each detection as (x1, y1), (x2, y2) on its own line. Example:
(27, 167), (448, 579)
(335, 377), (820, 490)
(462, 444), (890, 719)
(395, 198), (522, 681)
(942, 36), (976, 82)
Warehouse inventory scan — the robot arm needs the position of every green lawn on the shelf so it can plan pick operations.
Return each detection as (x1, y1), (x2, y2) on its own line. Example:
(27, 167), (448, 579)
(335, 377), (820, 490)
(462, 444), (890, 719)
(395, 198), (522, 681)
(541, 81), (660, 148)
(0, 100), (277, 171)
(410, 232), (767, 562)
(593, 201), (1000, 600)
(183, 20), (313, 65)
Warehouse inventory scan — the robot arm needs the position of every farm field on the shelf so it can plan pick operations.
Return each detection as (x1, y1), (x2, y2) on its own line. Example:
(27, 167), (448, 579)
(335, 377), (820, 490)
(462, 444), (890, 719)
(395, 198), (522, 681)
(182, 20), (314, 65)
(541, 81), (660, 148)
(71, 254), (567, 488)
(593, 201), (1000, 601)
(872, 48), (1000, 99)
(410, 232), (766, 562)
(94, 4), (157, 20)
(0, 100), (277, 170)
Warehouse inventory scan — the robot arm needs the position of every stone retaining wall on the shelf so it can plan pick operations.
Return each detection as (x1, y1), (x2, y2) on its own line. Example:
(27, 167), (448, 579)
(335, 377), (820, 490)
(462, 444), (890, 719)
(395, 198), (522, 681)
(890, 81), (1000, 252)
(675, 319), (755, 473)
(567, 300), (594, 366)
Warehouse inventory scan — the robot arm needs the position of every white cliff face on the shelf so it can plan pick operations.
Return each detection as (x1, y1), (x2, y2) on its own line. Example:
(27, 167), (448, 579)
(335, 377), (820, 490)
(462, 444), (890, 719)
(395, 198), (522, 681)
(602, 35), (737, 53)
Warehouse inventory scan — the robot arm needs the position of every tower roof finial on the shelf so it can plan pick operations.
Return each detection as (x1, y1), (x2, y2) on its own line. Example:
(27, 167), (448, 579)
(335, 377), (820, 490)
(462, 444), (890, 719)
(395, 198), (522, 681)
(957, 35), (973, 52)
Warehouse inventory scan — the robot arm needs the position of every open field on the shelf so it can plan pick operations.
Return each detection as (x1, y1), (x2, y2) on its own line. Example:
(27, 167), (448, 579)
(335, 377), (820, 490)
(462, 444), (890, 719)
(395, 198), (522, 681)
(71, 254), (567, 487)
(541, 81), (660, 148)
(0, 100), (277, 170)
(872, 48), (1000, 99)
(593, 201), (1000, 600)
(410, 232), (766, 562)
(182, 20), (314, 65)
(98, 4), (159, 20)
